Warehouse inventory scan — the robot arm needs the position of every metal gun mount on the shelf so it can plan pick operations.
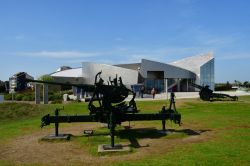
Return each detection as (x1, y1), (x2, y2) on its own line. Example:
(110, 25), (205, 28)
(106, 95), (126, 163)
(26, 72), (181, 149)
(190, 83), (238, 101)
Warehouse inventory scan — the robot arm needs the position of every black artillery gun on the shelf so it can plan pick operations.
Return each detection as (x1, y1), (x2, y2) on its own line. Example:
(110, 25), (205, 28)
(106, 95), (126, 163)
(26, 72), (181, 149)
(190, 83), (238, 101)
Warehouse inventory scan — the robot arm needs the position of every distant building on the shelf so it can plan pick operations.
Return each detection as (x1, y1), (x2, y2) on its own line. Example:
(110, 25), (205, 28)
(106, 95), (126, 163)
(0, 80), (6, 93)
(9, 72), (34, 93)
(56, 66), (72, 72)
(4, 81), (9, 92)
(49, 53), (214, 93)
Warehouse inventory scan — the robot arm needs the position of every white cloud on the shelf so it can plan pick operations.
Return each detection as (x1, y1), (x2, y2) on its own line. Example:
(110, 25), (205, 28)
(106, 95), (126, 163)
(17, 51), (98, 58)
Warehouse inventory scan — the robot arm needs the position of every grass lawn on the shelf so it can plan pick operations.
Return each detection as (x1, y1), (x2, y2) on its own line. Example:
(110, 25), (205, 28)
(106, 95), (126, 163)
(0, 96), (249, 166)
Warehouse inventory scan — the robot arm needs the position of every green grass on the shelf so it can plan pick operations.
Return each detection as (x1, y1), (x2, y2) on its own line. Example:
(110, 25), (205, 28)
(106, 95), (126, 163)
(0, 96), (250, 165)
(111, 127), (250, 166)
(0, 102), (89, 141)
(110, 96), (250, 166)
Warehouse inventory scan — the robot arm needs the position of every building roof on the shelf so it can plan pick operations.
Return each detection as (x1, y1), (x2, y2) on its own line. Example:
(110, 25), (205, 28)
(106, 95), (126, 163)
(115, 63), (141, 70)
(170, 52), (214, 74)
(56, 66), (72, 72)
(51, 68), (82, 77)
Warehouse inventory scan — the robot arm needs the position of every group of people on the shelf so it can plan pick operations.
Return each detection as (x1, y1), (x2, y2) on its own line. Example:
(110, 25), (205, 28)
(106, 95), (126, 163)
(139, 85), (156, 99)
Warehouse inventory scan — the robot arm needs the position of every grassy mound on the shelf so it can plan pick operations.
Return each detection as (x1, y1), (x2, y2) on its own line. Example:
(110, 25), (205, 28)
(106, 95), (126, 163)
(0, 103), (40, 120)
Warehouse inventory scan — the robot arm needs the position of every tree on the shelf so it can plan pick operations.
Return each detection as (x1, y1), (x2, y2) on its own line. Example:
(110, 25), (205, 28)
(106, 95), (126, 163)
(0, 80), (6, 93)
(234, 80), (242, 87)
(38, 75), (61, 92)
(243, 81), (249, 88)
(226, 81), (231, 89)
(38, 74), (54, 81)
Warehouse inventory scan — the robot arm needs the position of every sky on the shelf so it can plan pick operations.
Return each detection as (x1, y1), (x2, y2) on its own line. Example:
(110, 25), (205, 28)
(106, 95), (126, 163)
(0, 0), (250, 83)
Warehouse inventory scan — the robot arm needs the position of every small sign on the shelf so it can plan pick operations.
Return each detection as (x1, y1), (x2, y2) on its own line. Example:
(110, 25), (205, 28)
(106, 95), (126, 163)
(0, 95), (3, 103)
(84, 130), (93, 135)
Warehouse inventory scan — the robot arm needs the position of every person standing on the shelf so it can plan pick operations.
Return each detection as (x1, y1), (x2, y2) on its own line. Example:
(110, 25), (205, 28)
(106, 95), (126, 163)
(151, 88), (156, 99)
(140, 85), (145, 98)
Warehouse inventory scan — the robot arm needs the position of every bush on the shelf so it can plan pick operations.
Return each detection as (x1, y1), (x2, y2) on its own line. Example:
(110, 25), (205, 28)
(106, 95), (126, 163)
(49, 92), (63, 101)
(215, 82), (232, 91)
(51, 100), (62, 104)
(22, 95), (33, 101)
(15, 94), (24, 101)
(4, 94), (12, 100)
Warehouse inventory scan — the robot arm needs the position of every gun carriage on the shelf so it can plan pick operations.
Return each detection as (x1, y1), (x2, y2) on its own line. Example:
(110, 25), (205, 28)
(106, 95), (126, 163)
(190, 83), (238, 101)
(26, 72), (181, 149)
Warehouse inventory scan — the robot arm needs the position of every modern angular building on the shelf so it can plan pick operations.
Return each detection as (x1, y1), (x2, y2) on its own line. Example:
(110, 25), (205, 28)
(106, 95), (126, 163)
(170, 52), (215, 90)
(50, 53), (214, 93)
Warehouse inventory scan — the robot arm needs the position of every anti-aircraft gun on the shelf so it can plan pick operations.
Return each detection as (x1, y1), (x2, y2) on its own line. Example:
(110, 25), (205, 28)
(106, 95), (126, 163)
(25, 72), (181, 149)
(190, 82), (238, 101)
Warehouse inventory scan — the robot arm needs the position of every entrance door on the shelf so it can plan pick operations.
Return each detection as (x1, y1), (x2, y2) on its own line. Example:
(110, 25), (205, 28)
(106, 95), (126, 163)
(145, 71), (164, 93)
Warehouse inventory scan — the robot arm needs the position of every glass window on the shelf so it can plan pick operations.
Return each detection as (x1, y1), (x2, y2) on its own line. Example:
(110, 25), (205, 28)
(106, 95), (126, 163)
(200, 59), (214, 90)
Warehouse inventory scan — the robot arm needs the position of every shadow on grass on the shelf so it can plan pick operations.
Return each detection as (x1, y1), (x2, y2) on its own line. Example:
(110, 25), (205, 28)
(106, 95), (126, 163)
(118, 128), (164, 148)
(117, 128), (211, 148)
(167, 129), (211, 136)
(58, 127), (211, 150)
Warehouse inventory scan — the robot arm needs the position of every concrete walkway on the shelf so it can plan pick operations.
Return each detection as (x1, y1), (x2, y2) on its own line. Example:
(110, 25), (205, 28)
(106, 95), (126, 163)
(126, 91), (250, 101)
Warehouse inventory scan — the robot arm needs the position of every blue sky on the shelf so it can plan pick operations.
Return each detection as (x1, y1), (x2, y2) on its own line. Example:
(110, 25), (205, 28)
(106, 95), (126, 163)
(0, 0), (249, 82)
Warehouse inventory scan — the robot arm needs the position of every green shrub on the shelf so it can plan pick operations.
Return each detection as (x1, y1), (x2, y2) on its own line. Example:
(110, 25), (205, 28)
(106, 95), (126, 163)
(49, 93), (62, 101)
(15, 94), (23, 101)
(51, 100), (62, 104)
(22, 95), (33, 101)
(49, 91), (65, 101)
(215, 82), (232, 91)
(4, 94), (12, 100)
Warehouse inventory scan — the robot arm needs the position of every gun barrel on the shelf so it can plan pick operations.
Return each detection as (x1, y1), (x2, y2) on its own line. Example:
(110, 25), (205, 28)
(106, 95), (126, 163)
(41, 112), (181, 127)
(189, 82), (203, 89)
(26, 79), (95, 91)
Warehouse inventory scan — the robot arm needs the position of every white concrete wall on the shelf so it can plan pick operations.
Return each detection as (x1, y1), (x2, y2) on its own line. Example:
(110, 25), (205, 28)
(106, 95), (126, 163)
(140, 59), (196, 79)
(82, 62), (138, 86)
